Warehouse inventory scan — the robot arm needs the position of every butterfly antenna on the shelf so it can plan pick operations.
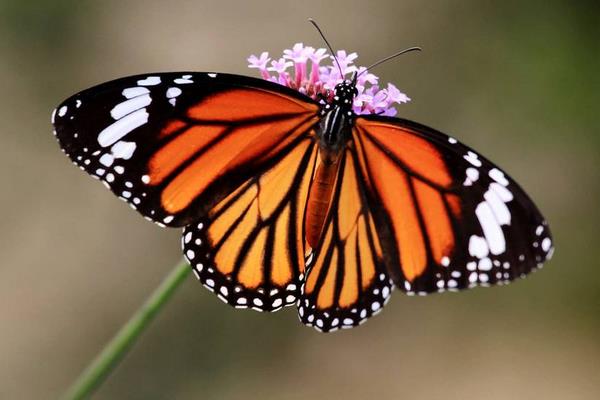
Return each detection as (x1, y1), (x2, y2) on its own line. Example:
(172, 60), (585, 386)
(359, 46), (422, 77)
(308, 18), (344, 78)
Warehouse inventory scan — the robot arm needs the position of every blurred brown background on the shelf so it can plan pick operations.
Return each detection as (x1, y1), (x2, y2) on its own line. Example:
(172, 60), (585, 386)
(1, 0), (599, 399)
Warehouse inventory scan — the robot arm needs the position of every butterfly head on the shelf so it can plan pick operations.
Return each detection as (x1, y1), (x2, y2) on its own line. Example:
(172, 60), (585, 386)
(332, 76), (358, 112)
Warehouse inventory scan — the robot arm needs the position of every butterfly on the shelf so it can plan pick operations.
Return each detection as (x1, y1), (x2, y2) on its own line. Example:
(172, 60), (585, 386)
(52, 59), (553, 332)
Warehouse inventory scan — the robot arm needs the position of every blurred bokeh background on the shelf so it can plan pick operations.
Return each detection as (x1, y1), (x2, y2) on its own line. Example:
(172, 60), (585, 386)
(1, 0), (598, 399)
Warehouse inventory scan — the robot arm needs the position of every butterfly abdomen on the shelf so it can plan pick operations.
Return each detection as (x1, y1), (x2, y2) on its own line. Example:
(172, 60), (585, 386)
(305, 153), (341, 249)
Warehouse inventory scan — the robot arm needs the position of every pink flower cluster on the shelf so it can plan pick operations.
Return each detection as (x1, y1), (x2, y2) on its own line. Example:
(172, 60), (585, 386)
(248, 43), (410, 116)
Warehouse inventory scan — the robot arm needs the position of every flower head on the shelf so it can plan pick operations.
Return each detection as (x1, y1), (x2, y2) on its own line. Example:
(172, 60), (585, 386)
(283, 43), (310, 63)
(307, 47), (328, 64)
(333, 50), (358, 73)
(248, 44), (410, 115)
(267, 58), (293, 74)
(247, 52), (271, 80)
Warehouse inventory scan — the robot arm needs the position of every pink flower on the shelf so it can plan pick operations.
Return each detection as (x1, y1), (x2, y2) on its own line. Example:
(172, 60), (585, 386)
(248, 44), (411, 115)
(267, 58), (293, 74)
(283, 43), (309, 63)
(307, 47), (328, 64)
(355, 67), (379, 86)
(385, 83), (410, 104)
(283, 43), (310, 85)
(334, 50), (358, 71)
(307, 47), (328, 84)
(247, 52), (271, 80)
(266, 58), (293, 86)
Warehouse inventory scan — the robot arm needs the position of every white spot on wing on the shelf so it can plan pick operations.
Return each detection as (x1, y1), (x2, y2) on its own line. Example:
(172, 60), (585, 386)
(58, 106), (68, 117)
(478, 257), (492, 271)
(489, 168), (509, 186)
(464, 151), (482, 167)
(490, 182), (513, 202)
(484, 189), (511, 225)
(476, 202), (506, 255)
(174, 76), (193, 84)
(122, 87), (150, 99)
(466, 167), (479, 182)
(541, 237), (552, 252)
(166, 87), (182, 98)
(469, 272), (478, 283)
(99, 154), (114, 167)
(111, 141), (137, 160)
(469, 235), (489, 258)
(98, 109), (148, 147)
(272, 298), (283, 308)
(382, 286), (390, 298)
(110, 94), (151, 120)
(137, 76), (161, 86)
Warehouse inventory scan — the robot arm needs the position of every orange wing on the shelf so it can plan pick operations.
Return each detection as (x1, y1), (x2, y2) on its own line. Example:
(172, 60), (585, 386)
(353, 116), (553, 295)
(183, 132), (318, 311)
(298, 144), (393, 331)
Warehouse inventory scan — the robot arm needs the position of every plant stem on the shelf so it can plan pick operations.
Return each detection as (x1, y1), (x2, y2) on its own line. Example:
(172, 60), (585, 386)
(62, 258), (191, 400)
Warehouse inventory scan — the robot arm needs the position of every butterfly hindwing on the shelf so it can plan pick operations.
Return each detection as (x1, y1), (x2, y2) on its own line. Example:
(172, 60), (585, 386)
(52, 72), (319, 227)
(354, 115), (554, 295)
(298, 145), (393, 332)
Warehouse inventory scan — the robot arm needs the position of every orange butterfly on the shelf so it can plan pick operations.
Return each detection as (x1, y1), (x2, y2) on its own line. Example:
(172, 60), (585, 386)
(52, 45), (553, 332)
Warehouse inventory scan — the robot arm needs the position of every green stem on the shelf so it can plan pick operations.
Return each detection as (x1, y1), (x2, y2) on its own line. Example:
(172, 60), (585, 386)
(62, 258), (191, 400)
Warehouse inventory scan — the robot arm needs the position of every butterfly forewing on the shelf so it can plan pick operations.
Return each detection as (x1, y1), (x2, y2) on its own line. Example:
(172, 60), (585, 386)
(52, 72), (319, 227)
(354, 116), (554, 295)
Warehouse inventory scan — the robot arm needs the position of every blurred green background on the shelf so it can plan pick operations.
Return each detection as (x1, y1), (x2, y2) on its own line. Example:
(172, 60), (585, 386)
(1, 0), (598, 399)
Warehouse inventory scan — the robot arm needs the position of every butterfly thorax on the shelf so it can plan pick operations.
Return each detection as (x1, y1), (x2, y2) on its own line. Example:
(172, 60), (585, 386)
(317, 80), (357, 154)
